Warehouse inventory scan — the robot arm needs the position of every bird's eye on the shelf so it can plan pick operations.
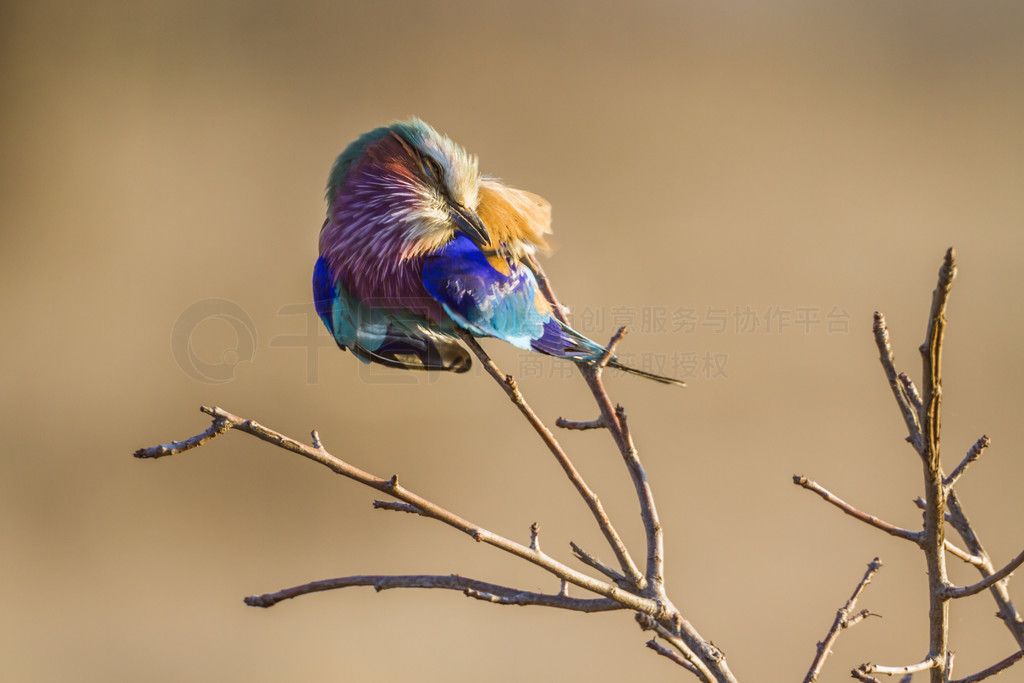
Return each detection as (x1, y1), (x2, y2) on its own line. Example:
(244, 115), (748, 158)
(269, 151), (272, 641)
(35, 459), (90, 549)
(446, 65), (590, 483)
(422, 156), (444, 182)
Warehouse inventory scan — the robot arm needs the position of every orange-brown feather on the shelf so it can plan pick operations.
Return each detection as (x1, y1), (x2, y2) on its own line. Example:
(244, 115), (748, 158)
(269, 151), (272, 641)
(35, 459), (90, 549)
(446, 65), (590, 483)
(476, 179), (552, 258)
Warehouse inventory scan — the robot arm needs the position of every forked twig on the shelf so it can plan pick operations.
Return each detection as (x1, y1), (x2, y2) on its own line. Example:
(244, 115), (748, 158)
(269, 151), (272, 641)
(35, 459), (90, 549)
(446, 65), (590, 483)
(456, 328), (644, 589)
(138, 314), (735, 682)
(800, 248), (1022, 682)
(803, 558), (883, 683)
(457, 323), (730, 682)
(793, 476), (981, 565)
(136, 406), (654, 613)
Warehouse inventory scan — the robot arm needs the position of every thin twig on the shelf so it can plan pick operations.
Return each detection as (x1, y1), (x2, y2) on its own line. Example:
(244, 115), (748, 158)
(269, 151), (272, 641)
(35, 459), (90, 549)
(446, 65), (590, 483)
(794, 476), (981, 565)
(597, 326), (628, 369)
(845, 610), (874, 628)
(794, 476), (922, 543)
(944, 492), (1024, 647)
(140, 406), (663, 614)
(569, 541), (628, 585)
(945, 546), (1024, 599)
(636, 614), (713, 682)
(851, 670), (882, 683)
(615, 403), (666, 594)
(913, 495), (1024, 642)
(531, 267), (667, 594)
(456, 330), (644, 589)
(898, 372), (924, 420)
(944, 435), (990, 491)
(134, 416), (231, 458)
(244, 573), (623, 612)
(861, 656), (941, 676)
(646, 639), (701, 676)
(530, 259), (733, 683)
(803, 558), (883, 683)
(873, 312), (924, 453)
(952, 648), (1024, 683)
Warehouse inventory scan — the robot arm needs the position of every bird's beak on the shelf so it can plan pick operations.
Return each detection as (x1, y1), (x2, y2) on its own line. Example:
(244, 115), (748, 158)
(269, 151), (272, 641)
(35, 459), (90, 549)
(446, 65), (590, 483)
(449, 203), (490, 248)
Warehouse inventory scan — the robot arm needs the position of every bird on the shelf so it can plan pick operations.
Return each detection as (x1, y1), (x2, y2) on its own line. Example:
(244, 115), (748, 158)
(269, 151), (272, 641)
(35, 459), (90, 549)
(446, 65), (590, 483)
(313, 118), (684, 386)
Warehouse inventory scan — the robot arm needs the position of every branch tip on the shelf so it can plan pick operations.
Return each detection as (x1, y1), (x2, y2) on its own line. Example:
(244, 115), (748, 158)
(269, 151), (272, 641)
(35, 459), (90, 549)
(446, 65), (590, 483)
(596, 327), (628, 369)
(944, 435), (991, 490)
(803, 557), (884, 683)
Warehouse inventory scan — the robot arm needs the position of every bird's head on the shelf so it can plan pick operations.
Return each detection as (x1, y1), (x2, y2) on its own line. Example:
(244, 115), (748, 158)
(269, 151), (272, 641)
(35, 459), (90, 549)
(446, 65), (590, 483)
(326, 118), (488, 259)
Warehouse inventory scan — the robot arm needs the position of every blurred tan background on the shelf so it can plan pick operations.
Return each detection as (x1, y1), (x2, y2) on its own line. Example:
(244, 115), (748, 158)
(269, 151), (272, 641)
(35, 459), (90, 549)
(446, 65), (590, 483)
(3, 1), (1024, 681)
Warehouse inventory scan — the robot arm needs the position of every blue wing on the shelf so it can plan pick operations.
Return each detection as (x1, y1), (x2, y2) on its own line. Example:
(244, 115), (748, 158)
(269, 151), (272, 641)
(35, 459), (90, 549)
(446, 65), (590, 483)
(314, 256), (471, 372)
(422, 234), (607, 361)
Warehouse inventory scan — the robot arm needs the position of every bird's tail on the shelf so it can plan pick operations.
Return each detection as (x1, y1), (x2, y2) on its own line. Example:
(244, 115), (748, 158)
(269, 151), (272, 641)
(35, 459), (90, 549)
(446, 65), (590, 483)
(607, 359), (686, 387)
(535, 319), (686, 386)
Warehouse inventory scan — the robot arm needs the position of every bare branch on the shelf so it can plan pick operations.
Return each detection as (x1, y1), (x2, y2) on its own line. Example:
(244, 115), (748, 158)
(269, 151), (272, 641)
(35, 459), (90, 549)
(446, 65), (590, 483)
(913, 473), (1024, 641)
(646, 638), (701, 676)
(134, 415), (231, 459)
(459, 320), (732, 682)
(943, 542), (985, 566)
(803, 558), (883, 683)
(946, 546), (1024, 599)
(845, 610), (875, 628)
(918, 247), (957, 682)
(850, 670), (882, 683)
(944, 492), (1024, 647)
(637, 614), (714, 682)
(794, 476), (922, 543)
(139, 406), (668, 614)
(944, 435), (990, 491)
(569, 541), (627, 585)
(873, 312), (924, 453)
(456, 330), (644, 589)
(795, 476), (980, 565)
(898, 372), (924, 419)
(861, 656), (940, 676)
(952, 648), (1024, 683)
(597, 326), (628, 369)
(244, 573), (623, 612)
(141, 254), (740, 682)
(530, 262), (734, 682)
(615, 403), (665, 593)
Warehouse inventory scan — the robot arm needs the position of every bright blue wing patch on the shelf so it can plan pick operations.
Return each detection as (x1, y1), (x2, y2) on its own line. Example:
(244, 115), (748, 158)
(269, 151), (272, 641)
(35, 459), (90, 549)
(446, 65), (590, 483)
(422, 235), (607, 360)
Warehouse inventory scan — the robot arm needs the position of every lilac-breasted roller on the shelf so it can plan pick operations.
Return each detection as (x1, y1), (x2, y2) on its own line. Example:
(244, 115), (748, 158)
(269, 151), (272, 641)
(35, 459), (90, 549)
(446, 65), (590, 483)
(313, 118), (683, 386)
